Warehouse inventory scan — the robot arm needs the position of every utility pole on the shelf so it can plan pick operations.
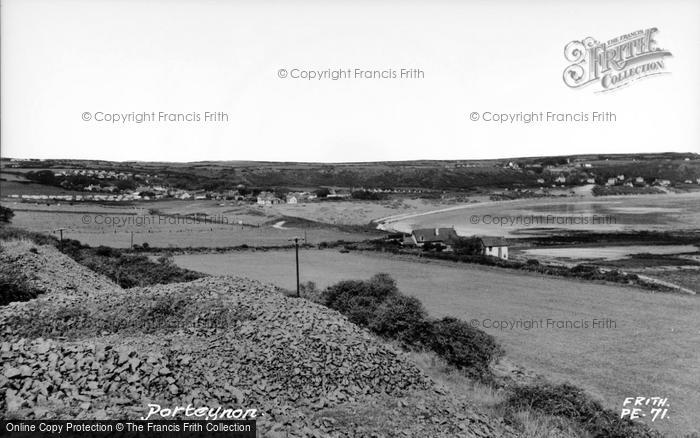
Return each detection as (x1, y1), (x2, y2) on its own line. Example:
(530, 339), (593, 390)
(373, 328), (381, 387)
(290, 237), (300, 297)
(54, 228), (66, 251)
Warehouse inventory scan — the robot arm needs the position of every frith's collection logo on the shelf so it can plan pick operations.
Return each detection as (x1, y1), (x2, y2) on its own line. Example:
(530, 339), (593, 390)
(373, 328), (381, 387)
(563, 28), (672, 92)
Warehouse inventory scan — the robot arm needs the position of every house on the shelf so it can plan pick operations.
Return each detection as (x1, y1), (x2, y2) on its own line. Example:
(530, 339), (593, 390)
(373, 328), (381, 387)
(257, 191), (284, 206)
(286, 195), (298, 204)
(536, 178), (545, 184)
(586, 178), (596, 184)
(635, 177), (645, 184)
(410, 227), (459, 249)
(555, 176), (566, 184)
(476, 236), (508, 260)
(606, 178), (617, 186)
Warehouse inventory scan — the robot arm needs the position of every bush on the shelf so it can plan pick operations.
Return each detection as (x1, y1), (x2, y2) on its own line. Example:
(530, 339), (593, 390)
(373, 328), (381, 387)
(0, 264), (42, 306)
(506, 383), (661, 438)
(77, 252), (205, 288)
(0, 205), (14, 224)
(321, 273), (502, 381)
(95, 245), (114, 257)
(452, 236), (482, 255)
(321, 273), (398, 326)
(369, 294), (429, 343)
(429, 317), (503, 379)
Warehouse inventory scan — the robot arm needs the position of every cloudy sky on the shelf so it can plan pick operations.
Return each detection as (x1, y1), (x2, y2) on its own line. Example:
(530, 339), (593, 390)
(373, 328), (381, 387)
(2, 0), (699, 162)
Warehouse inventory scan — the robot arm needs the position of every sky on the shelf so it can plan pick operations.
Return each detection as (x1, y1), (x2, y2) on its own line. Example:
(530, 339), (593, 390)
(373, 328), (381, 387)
(1, 0), (699, 162)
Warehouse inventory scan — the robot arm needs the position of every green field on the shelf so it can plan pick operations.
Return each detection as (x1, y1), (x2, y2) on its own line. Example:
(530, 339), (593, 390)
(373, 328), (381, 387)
(175, 249), (699, 436)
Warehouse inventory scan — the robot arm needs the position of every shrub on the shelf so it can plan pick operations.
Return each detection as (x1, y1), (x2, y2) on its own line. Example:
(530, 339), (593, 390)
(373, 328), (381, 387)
(321, 274), (502, 381)
(506, 383), (661, 438)
(67, 248), (205, 289)
(95, 245), (114, 257)
(0, 264), (42, 305)
(429, 317), (503, 379)
(452, 236), (482, 255)
(0, 205), (14, 224)
(321, 273), (398, 326)
(369, 294), (429, 344)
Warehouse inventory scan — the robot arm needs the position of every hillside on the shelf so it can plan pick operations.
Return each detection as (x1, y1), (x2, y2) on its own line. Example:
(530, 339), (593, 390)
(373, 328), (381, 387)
(3, 153), (699, 192)
(0, 241), (515, 437)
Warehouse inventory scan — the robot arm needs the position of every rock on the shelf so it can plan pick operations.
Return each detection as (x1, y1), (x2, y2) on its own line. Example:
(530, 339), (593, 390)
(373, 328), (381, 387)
(4, 367), (21, 379)
(36, 340), (51, 355)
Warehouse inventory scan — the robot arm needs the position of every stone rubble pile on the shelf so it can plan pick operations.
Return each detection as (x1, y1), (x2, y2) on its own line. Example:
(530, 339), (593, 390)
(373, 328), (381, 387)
(0, 241), (121, 298)
(0, 242), (515, 437)
(1, 338), (174, 419)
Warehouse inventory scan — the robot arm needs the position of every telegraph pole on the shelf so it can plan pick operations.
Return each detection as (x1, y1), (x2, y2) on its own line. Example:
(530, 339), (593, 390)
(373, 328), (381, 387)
(289, 237), (301, 297)
(294, 237), (300, 297)
(54, 228), (66, 251)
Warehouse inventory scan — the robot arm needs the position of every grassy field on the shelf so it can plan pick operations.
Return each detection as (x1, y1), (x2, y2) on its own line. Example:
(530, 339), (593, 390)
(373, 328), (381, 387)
(175, 249), (699, 436)
(2, 201), (374, 248)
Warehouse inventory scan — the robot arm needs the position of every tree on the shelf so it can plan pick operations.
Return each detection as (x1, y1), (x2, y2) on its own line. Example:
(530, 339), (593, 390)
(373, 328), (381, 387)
(315, 187), (331, 198)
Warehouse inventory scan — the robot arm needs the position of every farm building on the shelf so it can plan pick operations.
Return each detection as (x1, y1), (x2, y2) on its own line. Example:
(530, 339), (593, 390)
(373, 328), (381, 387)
(476, 236), (509, 260)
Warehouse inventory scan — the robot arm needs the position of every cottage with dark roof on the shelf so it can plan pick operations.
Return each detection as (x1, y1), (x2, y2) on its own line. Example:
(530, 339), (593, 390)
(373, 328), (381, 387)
(410, 227), (459, 248)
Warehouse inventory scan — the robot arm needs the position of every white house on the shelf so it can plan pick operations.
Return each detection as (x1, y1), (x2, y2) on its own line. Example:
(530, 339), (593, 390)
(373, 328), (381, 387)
(477, 236), (508, 260)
